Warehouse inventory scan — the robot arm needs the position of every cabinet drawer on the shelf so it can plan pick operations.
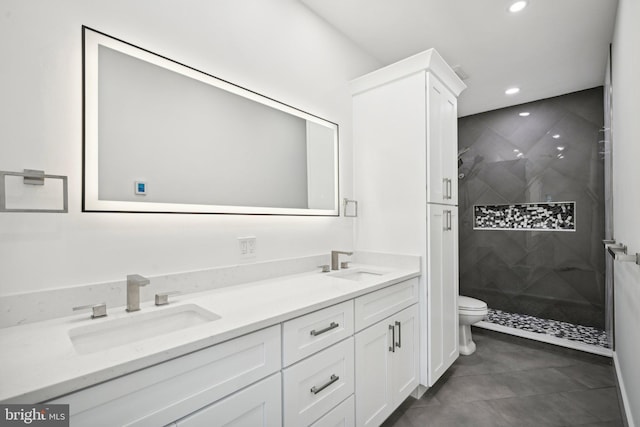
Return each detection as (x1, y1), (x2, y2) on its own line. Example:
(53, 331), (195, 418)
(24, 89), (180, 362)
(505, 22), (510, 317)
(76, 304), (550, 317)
(283, 300), (354, 366)
(283, 338), (354, 427)
(49, 325), (281, 427)
(176, 373), (281, 427)
(354, 278), (418, 331)
(310, 395), (354, 427)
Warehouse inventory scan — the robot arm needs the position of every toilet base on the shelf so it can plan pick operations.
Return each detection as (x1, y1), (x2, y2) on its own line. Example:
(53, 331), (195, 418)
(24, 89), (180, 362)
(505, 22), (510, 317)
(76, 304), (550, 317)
(459, 324), (477, 356)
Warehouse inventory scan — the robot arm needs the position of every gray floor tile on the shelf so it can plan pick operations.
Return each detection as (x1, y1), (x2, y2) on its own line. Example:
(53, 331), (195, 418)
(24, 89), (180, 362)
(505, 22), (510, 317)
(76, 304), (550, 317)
(493, 367), (586, 396)
(403, 400), (516, 427)
(448, 351), (514, 377)
(488, 347), (577, 371)
(561, 388), (622, 422)
(554, 362), (617, 389)
(571, 420), (624, 427)
(429, 372), (516, 404)
(386, 330), (623, 427)
(484, 393), (600, 426)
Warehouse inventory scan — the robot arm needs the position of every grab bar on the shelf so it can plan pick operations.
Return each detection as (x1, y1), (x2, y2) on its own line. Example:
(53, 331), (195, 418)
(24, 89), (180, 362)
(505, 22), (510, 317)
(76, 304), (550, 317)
(603, 240), (640, 266)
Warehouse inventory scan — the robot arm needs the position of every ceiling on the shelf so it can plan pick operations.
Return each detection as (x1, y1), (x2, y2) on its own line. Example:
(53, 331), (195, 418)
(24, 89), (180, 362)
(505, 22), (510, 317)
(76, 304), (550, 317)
(300, 0), (618, 117)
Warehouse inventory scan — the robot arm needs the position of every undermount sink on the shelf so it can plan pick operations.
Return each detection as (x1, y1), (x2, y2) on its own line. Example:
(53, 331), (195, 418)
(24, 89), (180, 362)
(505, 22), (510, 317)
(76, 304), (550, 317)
(69, 304), (220, 354)
(328, 268), (385, 282)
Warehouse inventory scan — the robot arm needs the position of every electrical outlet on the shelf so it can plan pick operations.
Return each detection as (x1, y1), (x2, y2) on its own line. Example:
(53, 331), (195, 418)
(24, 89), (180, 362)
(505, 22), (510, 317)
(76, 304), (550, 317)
(238, 236), (257, 260)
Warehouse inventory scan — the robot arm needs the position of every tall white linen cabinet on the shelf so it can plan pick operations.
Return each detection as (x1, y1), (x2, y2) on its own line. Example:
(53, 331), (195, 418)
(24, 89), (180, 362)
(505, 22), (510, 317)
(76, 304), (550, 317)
(350, 49), (466, 395)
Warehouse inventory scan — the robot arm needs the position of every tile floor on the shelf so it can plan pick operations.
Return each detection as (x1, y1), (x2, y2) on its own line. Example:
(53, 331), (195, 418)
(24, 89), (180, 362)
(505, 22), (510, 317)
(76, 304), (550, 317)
(383, 328), (625, 427)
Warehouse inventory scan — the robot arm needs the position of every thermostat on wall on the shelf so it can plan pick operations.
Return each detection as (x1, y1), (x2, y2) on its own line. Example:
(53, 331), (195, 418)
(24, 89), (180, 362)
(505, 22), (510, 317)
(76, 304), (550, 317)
(134, 181), (147, 195)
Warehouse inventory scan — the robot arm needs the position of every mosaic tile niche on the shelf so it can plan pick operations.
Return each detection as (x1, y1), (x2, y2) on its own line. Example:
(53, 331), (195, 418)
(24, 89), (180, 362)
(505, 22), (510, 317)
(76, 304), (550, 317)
(474, 202), (575, 231)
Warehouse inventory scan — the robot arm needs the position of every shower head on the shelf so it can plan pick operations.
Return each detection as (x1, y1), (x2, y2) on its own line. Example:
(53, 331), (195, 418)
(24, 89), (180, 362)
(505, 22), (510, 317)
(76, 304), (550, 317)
(458, 147), (470, 159)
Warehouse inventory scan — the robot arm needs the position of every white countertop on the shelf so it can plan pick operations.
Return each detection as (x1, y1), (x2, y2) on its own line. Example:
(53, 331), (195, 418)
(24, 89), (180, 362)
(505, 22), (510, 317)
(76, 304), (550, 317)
(0, 263), (419, 403)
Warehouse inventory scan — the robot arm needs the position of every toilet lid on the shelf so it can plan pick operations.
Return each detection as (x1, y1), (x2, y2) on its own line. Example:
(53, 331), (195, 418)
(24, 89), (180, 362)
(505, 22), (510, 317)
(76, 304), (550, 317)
(458, 296), (487, 311)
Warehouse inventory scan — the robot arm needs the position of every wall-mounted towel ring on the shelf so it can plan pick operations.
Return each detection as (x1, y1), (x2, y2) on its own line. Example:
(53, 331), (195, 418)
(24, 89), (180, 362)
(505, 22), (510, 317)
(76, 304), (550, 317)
(0, 169), (68, 213)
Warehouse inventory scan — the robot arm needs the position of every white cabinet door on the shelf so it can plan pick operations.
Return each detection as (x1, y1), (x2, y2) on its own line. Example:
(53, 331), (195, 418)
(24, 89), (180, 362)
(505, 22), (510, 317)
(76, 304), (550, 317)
(176, 373), (281, 427)
(427, 74), (458, 205)
(355, 304), (419, 427)
(390, 304), (419, 404)
(427, 205), (459, 386)
(355, 318), (393, 427)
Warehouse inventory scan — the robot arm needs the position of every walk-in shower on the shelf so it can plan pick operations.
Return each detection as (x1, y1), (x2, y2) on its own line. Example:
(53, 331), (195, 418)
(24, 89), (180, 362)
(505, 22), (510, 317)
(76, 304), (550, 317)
(457, 87), (609, 355)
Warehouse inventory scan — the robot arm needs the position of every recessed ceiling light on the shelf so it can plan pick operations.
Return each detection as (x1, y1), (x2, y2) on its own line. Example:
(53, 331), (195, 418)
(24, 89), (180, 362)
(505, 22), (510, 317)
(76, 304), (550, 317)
(509, 1), (528, 13)
(517, 152), (524, 158)
(557, 146), (565, 151)
(513, 149), (520, 152)
(552, 134), (561, 139)
(505, 87), (520, 95)
(519, 112), (530, 117)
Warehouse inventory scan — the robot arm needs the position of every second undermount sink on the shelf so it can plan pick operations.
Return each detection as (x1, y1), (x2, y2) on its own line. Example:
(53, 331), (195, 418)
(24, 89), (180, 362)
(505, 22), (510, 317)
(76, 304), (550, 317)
(69, 304), (220, 354)
(328, 268), (385, 282)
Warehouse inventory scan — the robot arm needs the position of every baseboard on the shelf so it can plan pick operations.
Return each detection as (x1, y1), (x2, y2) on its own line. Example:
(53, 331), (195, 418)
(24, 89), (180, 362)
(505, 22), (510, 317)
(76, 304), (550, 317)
(613, 352), (635, 427)
(475, 321), (613, 357)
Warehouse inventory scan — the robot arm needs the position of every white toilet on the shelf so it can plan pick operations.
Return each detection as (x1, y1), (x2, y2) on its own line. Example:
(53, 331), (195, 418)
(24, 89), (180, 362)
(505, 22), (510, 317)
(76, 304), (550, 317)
(458, 295), (488, 355)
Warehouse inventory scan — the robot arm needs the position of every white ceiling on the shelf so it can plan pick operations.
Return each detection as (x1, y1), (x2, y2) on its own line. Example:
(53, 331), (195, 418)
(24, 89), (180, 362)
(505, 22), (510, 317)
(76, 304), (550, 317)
(300, 0), (618, 117)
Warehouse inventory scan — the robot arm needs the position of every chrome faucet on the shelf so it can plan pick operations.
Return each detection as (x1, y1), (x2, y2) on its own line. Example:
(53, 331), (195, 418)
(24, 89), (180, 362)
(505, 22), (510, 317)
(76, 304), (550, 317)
(331, 250), (353, 270)
(126, 274), (150, 312)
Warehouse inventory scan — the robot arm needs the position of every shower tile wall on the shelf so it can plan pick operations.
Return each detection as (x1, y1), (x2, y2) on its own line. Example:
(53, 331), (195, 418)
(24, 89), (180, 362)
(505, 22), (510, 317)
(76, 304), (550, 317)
(458, 87), (605, 328)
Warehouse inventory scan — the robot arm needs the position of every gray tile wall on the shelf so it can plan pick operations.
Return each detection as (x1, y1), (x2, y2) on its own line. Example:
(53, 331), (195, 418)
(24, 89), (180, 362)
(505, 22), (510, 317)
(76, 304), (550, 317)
(458, 87), (605, 328)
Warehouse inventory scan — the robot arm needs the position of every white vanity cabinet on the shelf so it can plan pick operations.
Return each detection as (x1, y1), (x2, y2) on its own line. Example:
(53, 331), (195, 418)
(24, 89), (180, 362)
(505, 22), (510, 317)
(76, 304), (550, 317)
(351, 49), (466, 387)
(354, 304), (419, 427)
(43, 278), (419, 427)
(175, 373), (282, 427)
(48, 326), (281, 427)
(353, 281), (419, 427)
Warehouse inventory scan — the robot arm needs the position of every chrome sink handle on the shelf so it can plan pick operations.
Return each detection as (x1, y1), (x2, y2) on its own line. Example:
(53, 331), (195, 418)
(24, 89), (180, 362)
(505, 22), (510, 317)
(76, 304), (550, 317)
(318, 265), (330, 273)
(155, 291), (180, 306)
(73, 303), (107, 319)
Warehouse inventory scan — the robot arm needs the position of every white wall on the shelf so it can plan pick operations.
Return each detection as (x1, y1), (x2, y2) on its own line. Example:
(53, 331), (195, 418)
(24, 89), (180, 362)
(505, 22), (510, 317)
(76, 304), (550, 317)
(611, 0), (640, 424)
(0, 0), (380, 295)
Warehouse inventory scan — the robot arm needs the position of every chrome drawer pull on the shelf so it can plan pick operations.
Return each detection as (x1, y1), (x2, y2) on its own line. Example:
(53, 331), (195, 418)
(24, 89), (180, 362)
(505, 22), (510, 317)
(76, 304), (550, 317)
(389, 324), (395, 352)
(310, 322), (339, 336)
(395, 320), (402, 348)
(310, 374), (339, 394)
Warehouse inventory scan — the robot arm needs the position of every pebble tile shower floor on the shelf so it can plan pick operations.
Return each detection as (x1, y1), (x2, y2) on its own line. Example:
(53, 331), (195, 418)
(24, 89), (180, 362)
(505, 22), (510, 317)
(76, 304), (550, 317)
(485, 308), (610, 349)
(383, 328), (624, 427)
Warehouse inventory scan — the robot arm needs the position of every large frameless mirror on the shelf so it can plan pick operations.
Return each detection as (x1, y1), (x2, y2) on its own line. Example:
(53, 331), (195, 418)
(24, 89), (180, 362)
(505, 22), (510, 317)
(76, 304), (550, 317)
(83, 27), (339, 215)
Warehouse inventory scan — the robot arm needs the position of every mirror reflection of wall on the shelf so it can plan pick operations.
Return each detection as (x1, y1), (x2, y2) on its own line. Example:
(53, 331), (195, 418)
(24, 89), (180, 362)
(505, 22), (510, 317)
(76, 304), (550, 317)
(84, 27), (339, 215)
